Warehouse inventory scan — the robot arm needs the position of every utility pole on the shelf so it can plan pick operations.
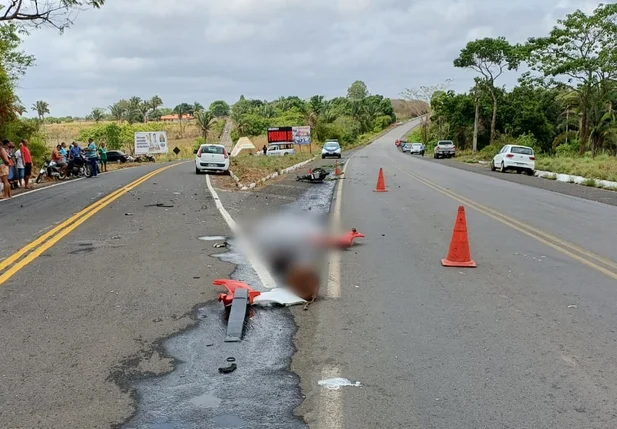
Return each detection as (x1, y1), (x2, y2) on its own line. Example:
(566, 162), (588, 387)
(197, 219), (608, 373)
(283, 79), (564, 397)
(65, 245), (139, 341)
(565, 106), (569, 145)
(472, 86), (479, 153)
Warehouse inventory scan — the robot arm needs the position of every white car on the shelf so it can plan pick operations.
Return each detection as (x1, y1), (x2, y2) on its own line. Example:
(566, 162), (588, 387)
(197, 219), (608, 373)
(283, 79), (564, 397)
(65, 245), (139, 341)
(321, 140), (341, 159)
(195, 144), (230, 174)
(266, 143), (296, 156)
(490, 144), (535, 176)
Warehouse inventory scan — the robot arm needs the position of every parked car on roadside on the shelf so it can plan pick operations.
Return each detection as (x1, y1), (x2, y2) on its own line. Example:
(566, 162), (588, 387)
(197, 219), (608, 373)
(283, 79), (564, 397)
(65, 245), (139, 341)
(106, 150), (128, 163)
(490, 144), (535, 176)
(401, 143), (412, 153)
(195, 144), (230, 174)
(433, 140), (456, 159)
(321, 140), (342, 159)
(408, 143), (425, 156)
(266, 143), (296, 156)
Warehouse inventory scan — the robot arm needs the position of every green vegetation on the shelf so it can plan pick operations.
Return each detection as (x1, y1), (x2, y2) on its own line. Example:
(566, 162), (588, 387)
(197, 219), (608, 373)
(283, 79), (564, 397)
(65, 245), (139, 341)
(229, 81), (398, 147)
(409, 4), (617, 184)
(229, 153), (314, 184)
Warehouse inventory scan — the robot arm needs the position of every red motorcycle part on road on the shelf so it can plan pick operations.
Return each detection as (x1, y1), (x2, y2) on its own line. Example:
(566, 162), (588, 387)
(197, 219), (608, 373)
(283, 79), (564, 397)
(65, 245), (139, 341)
(212, 279), (261, 307)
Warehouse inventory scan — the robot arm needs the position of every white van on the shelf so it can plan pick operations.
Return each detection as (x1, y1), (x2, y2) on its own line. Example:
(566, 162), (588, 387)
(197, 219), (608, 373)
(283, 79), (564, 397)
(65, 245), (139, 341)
(266, 143), (296, 156)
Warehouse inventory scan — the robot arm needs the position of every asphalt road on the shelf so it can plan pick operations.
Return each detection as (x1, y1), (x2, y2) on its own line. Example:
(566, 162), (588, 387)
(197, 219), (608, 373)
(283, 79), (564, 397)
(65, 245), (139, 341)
(0, 161), (239, 428)
(292, 121), (617, 428)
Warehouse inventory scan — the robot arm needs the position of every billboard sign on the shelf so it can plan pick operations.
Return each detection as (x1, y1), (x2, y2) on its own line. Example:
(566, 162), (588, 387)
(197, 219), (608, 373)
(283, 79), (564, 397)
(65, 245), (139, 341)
(292, 126), (311, 145)
(267, 127), (293, 143)
(135, 131), (168, 155)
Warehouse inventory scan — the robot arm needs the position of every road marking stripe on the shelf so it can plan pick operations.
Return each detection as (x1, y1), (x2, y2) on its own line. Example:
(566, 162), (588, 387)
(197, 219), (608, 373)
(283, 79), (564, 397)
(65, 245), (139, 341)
(389, 162), (617, 281)
(0, 163), (182, 286)
(327, 159), (352, 299)
(205, 174), (277, 290)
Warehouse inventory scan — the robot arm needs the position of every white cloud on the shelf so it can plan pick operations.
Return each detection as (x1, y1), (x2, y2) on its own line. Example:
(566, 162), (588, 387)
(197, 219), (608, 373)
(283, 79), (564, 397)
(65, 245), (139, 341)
(16, 0), (605, 116)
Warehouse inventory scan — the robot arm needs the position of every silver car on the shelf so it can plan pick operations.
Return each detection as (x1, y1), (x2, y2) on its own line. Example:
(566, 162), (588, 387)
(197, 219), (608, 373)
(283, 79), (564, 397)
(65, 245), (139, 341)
(409, 143), (425, 156)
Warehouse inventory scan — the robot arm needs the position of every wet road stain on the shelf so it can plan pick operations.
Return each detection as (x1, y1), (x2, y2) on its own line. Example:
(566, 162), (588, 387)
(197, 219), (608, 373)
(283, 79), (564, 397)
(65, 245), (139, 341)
(122, 180), (336, 428)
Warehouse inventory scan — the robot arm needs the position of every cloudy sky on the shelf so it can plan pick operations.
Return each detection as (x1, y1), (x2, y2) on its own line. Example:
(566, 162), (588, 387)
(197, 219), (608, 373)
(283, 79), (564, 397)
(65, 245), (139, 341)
(16, 0), (601, 117)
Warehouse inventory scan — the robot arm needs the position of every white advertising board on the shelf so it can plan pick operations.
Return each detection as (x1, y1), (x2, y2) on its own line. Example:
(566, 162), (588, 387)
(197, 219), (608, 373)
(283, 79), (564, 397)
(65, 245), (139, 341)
(134, 131), (168, 155)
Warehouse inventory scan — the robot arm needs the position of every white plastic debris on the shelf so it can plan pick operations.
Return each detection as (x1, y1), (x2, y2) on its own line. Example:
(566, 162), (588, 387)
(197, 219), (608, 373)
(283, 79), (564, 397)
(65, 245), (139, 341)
(318, 378), (362, 390)
(253, 288), (306, 306)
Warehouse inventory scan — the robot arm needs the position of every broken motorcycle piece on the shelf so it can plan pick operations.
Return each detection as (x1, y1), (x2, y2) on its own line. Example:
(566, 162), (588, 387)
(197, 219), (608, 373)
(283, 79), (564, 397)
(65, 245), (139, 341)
(310, 228), (365, 249)
(296, 167), (329, 183)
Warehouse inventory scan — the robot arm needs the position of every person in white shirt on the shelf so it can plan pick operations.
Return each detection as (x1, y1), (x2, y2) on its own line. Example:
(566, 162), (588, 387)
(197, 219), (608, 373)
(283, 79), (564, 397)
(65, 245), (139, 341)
(15, 147), (25, 187)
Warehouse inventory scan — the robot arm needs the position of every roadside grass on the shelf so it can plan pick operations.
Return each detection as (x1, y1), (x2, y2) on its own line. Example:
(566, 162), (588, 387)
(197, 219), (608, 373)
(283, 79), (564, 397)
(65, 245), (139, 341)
(452, 147), (617, 184)
(229, 152), (314, 183)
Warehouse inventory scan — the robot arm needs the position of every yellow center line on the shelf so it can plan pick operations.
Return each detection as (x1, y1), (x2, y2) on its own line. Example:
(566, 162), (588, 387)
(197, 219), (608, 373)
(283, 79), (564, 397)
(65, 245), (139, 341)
(388, 161), (617, 281)
(0, 162), (184, 286)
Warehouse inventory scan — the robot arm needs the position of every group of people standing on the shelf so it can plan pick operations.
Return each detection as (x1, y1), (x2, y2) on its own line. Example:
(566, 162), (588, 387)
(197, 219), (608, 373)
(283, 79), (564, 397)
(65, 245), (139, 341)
(0, 138), (109, 201)
(51, 138), (108, 178)
(0, 139), (33, 200)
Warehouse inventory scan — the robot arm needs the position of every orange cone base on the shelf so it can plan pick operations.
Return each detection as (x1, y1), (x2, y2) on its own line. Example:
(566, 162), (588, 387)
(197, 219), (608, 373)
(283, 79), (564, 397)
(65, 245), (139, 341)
(441, 258), (476, 268)
(374, 189), (388, 192)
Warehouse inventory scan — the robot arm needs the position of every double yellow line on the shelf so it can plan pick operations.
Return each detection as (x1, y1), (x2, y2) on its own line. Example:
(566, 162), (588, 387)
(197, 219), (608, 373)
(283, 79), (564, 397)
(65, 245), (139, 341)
(0, 163), (180, 286)
(389, 162), (617, 281)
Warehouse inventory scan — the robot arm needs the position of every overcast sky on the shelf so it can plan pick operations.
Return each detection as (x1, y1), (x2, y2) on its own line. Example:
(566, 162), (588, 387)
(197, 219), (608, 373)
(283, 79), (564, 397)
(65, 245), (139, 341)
(16, 0), (601, 117)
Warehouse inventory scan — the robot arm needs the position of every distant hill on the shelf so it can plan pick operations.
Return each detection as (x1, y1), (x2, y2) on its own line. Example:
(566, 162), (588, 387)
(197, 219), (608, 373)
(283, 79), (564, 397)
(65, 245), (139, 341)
(390, 99), (429, 120)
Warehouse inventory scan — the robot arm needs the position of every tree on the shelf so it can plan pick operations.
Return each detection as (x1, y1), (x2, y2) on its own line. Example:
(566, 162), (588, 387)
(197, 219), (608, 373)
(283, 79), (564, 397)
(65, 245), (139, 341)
(524, 3), (617, 154)
(109, 101), (125, 122)
(0, 23), (34, 81)
(139, 100), (150, 122)
(454, 37), (520, 145)
(195, 110), (216, 140)
(173, 103), (192, 137)
(209, 100), (230, 117)
(90, 107), (105, 122)
(0, 0), (105, 31)
(347, 80), (368, 100)
(32, 100), (49, 120)
(149, 95), (163, 118)
(192, 101), (204, 114)
(400, 80), (453, 144)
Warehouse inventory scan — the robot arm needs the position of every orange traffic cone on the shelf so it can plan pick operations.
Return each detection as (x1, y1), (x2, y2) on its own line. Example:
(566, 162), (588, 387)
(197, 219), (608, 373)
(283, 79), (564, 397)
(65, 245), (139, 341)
(334, 160), (341, 176)
(441, 206), (476, 267)
(374, 168), (387, 192)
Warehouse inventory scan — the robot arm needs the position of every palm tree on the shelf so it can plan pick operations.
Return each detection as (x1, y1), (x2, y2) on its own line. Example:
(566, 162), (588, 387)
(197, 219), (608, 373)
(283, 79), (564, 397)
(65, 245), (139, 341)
(90, 107), (106, 123)
(149, 95), (163, 119)
(109, 102), (126, 123)
(193, 102), (204, 114)
(195, 110), (216, 140)
(173, 103), (192, 137)
(14, 104), (26, 116)
(32, 100), (50, 121)
(139, 100), (151, 122)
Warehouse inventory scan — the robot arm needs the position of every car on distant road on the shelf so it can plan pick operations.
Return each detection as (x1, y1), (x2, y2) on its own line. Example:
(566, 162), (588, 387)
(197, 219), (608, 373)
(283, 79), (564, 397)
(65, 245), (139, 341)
(490, 144), (535, 175)
(266, 143), (296, 156)
(433, 140), (456, 159)
(401, 143), (411, 153)
(195, 144), (230, 174)
(408, 143), (425, 156)
(321, 140), (342, 159)
(107, 150), (128, 163)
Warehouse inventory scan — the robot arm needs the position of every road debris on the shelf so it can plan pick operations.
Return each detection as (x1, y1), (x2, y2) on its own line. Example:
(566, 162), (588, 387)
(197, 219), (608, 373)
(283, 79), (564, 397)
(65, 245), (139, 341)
(213, 241), (229, 248)
(318, 377), (362, 390)
(218, 357), (237, 374)
(568, 305), (578, 309)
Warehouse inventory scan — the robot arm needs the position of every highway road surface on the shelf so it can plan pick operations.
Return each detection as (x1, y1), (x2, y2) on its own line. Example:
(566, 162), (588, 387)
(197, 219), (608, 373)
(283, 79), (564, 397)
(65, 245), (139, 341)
(293, 119), (617, 428)
(2, 120), (617, 429)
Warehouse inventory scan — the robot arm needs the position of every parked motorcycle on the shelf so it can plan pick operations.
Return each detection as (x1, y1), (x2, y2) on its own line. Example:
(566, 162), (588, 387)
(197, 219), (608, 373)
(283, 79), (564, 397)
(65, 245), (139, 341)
(66, 155), (91, 178)
(135, 154), (156, 163)
(35, 159), (65, 183)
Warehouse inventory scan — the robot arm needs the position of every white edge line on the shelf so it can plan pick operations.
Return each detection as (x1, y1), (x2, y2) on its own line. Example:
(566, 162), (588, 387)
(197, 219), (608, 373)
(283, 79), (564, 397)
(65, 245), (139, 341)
(317, 365), (343, 428)
(326, 156), (354, 299)
(205, 174), (277, 290)
(0, 164), (157, 203)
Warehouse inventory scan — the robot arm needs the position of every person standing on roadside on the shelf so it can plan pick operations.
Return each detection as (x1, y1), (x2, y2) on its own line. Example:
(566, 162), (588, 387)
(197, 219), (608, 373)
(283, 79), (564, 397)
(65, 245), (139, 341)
(15, 143), (24, 187)
(86, 138), (98, 177)
(20, 139), (33, 189)
(0, 140), (11, 199)
(98, 142), (108, 172)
